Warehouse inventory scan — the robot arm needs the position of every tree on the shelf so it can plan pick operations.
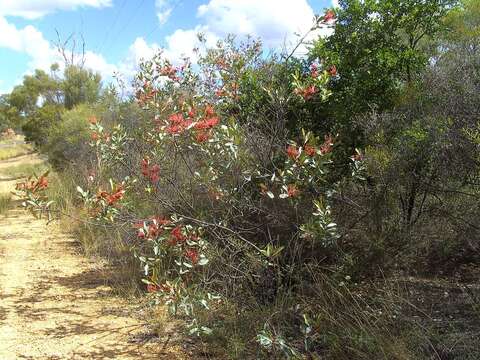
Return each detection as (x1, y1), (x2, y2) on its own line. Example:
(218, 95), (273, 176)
(62, 66), (101, 109)
(309, 0), (457, 143)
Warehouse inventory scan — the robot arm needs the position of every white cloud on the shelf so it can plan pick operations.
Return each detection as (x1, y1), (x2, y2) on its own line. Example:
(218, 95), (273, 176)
(117, 37), (160, 79)
(0, 0), (112, 19)
(83, 51), (117, 76)
(119, 0), (335, 82)
(155, 0), (173, 25)
(0, 16), (57, 69)
(163, 26), (218, 63)
(332, 0), (340, 8)
(123, 28), (218, 72)
(196, 0), (318, 49)
(0, 15), (116, 88)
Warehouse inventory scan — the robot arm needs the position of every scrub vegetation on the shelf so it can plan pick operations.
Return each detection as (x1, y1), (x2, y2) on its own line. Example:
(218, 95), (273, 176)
(3, 1), (480, 358)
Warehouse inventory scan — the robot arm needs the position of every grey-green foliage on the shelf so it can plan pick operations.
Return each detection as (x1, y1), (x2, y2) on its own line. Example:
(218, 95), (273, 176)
(44, 103), (94, 169)
(63, 65), (102, 110)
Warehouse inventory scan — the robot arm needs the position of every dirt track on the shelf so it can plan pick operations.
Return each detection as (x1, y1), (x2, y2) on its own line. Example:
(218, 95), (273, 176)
(0, 152), (184, 359)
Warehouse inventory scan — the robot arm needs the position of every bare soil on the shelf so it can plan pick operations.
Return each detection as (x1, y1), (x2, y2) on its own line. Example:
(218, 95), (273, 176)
(0, 152), (186, 359)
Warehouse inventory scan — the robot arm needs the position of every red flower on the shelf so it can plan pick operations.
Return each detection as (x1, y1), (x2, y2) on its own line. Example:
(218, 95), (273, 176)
(205, 104), (215, 117)
(149, 165), (160, 183)
(91, 132), (99, 141)
(108, 187), (125, 205)
(287, 184), (300, 198)
(320, 135), (334, 155)
(170, 226), (186, 244)
(303, 85), (317, 100)
(185, 249), (199, 264)
(328, 65), (337, 77)
(98, 185), (125, 206)
(164, 113), (192, 134)
(287, 145), (300, 160)
(149, 173), (159, 183)
(183, 119), (193, 127)
(188, 108), (196, 118)
(304, 145), (316, 157)
(37, 176), (48, 190)
(323, 9), (336, 23)
(148, 222), (161, 238)
(160, 65), (177, 79)
(195, 130), (211, 143)
(137, 229), (146, 239)
(141, 159), (160, 182)
(169, 113), (185, 125)
(147, 284), (160, 293)
(194, 117), (219, 130)
(165, 125), (182, 134)
(310, 63), (319, 78)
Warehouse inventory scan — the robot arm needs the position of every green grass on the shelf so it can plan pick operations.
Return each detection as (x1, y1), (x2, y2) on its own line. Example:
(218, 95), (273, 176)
(0, 144), (33, 161)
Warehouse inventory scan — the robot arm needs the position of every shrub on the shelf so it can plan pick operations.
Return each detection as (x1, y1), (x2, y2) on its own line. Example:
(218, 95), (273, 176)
(43, 104), (95, 169)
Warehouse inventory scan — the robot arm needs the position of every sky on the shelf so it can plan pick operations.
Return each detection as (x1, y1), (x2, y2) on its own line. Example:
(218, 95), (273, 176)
(0, 0), (337, 94)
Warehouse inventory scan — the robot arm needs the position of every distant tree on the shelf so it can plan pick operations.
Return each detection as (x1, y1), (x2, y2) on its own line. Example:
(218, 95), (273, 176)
(443, 0), (480, 46)
(2, 64), (103, 144)
(62, 66), (101, 110)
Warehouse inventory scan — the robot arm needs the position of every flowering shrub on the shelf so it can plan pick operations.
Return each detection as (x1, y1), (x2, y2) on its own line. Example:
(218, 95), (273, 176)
(17, 8), (372, 357)
(15, 171), (53, 220)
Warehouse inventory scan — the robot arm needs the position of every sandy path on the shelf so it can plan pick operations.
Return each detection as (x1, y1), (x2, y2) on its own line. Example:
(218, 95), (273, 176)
(0, 153), (184, 359)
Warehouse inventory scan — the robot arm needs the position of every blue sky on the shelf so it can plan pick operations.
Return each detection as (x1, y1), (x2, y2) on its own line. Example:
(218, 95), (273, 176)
(0, 0), (336, 94)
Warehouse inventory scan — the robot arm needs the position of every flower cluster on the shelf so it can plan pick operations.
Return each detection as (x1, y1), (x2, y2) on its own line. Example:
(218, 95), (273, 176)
(141, 158), (160, 183)
(286, 135), (334, 161)
(133, 216), (209, 316)
(15, 175), (48, 193)
(156, 104), (221, 143)
(135, 81), (158, 107)
(76, 178), (133, 223)
(96, 183), (125, 206)
(323, 9), (336, 24)
(14, 172), (53, 220)
(292, 61), (336, 101)
(259, 132), (335, 201)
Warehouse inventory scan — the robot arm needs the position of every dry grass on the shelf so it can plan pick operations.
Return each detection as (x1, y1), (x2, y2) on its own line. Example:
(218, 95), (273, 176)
(0, 143), (33, 161)
(0, 162), (49, 179)
(0, 195), (11, 215)
(44, 170), (143, 298)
